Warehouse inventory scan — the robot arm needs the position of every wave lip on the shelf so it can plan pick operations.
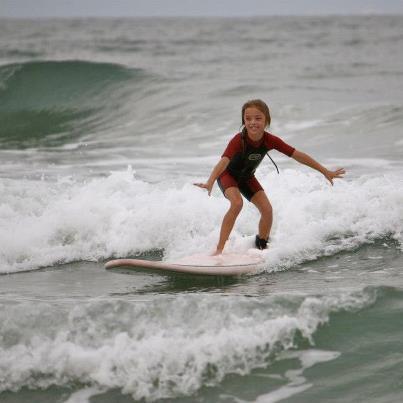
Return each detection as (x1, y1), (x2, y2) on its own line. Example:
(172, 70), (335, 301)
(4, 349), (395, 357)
(0, 60), (145, 148)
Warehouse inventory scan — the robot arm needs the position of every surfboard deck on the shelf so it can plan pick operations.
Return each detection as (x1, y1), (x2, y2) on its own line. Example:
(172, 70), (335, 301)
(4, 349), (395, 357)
(105, 253), (265, 276)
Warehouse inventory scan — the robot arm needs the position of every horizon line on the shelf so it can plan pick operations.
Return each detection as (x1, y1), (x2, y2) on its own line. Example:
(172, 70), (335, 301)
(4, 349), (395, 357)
(1, 12), (402, 20)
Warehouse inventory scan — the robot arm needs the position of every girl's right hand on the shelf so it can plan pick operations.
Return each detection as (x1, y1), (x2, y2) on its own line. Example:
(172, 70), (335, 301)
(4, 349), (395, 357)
(193, 182), (213, 196)
(323, 168), (346, 186)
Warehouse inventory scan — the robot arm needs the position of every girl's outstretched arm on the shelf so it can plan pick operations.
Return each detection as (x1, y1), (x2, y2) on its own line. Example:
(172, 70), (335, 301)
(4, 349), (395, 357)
(291, 150), (346, 185)
(194, 157), (230, 196)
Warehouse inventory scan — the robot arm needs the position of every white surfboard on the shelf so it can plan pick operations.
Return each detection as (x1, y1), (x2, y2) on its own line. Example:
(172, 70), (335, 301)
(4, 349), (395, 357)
(105, 252), (265, 276)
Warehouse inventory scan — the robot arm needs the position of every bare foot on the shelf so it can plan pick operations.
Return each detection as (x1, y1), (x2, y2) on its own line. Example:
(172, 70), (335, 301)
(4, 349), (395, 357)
(211, 249), (223, 256)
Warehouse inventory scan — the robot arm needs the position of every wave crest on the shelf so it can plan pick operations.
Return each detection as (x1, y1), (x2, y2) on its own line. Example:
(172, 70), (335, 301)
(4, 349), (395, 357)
(0, 289), (376, 400)
(0, 60), (145, 148)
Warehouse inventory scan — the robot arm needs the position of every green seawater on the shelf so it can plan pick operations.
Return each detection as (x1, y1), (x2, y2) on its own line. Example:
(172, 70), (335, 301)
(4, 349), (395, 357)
(1, 15), (403, 403)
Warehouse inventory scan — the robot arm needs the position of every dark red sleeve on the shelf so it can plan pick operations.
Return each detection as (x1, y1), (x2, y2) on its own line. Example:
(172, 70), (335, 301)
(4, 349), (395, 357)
(221, 133), (243, 159)
(266, 133), (295, 157)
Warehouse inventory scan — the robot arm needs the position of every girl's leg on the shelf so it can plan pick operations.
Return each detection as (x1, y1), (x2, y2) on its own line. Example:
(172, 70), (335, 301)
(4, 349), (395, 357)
(250, 190), (273, 241)
(215, 187), (243, 254)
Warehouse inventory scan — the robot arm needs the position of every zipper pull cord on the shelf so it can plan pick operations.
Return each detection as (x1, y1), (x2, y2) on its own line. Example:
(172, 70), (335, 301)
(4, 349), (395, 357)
(267, 152), (280, 174)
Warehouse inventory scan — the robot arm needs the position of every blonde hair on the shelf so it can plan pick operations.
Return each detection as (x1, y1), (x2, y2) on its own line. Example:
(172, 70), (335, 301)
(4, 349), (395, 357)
(241, 99), (271, 127)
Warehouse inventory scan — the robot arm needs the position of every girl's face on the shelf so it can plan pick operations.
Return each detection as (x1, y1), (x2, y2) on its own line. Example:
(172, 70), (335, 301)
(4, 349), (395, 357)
(244, 107), (267, 138)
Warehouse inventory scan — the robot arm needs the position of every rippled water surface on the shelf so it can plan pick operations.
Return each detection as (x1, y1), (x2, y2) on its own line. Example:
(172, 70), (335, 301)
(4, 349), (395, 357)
(0, 16), (402, 403)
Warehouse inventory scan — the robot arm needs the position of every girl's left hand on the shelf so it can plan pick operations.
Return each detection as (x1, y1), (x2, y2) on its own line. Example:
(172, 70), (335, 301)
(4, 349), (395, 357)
(324, 168), (346, 185)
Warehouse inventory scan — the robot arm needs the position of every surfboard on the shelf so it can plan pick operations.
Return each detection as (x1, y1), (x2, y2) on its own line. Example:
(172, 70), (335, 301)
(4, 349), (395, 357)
(105, 252), (265, 276)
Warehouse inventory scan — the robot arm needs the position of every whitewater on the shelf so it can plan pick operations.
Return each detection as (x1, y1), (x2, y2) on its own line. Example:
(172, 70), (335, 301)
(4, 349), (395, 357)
(1, 168), (402, 274)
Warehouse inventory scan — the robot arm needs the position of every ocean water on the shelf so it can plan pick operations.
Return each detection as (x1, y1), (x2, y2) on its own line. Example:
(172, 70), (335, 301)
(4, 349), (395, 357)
(0, 15), (403, 403)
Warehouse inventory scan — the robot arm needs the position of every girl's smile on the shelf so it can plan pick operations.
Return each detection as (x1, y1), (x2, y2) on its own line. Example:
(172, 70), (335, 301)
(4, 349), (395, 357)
(243, 107), (266, 140)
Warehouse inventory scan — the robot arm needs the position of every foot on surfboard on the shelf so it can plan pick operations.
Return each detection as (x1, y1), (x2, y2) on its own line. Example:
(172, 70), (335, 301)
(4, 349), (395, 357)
(255, 235), (268, 250)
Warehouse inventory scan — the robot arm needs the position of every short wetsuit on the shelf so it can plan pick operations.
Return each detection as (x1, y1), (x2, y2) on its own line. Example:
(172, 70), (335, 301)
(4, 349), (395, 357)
(217, 131), (295, 201)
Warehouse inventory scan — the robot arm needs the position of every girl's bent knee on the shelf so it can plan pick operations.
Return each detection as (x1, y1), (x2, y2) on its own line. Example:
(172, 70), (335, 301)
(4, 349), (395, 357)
(230, 198), (243, 213)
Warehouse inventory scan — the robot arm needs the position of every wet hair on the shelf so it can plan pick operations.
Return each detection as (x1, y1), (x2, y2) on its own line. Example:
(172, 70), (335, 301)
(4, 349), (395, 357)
(241, 99), (271, 127)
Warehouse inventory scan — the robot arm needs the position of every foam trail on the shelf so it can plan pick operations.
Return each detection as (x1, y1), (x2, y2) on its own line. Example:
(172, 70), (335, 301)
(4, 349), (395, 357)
(63, 387), (103, 403)
(255, 350), (340, 403)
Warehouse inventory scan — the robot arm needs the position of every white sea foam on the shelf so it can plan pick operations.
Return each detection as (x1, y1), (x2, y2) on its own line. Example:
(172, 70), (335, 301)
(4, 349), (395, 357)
(0, 288), (375, 401)
(0, 167), (402, 273)
(63, 387), (103, 403)
(254, 349), (341, 403)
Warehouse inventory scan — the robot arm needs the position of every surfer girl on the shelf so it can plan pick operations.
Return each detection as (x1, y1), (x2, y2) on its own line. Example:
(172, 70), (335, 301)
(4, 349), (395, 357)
(194, 99), (345, 255)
